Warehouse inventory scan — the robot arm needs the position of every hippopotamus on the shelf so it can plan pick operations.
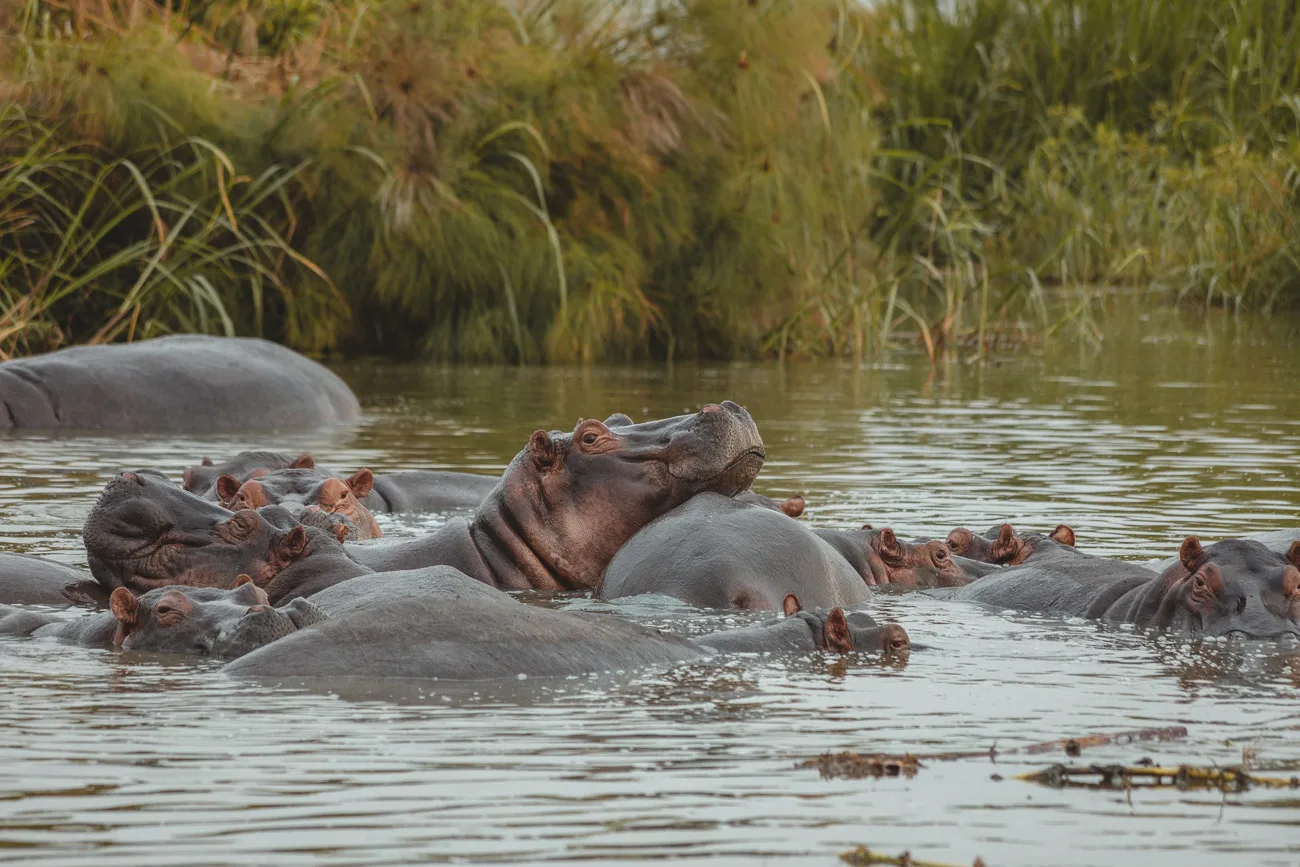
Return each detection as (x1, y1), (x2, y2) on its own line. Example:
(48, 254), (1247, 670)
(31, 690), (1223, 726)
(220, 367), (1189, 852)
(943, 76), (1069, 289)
(734, 490), (806, 517)
(599, 493), (867, 610)
(813, 526), (985, 587)
(224, 567), (909, 681)
(0, 336), (359, 431)
(217, 468), (384, 540)
(947, 535), (1300, 640)
(0, 579), (325, 658)
(0, 553), (104, 607)
(84, 402), (766, 596)
(945, 523), (1077, 565)
(183, 452), (318, 499)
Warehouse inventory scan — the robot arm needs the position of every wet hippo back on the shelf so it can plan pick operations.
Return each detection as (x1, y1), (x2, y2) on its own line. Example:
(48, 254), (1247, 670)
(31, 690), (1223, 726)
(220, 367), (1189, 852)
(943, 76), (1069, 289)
(599, 493), (869, 610)
(0, 553), (99, 607)
(226, 567), (705, 680)
(0, 336), (359, 431)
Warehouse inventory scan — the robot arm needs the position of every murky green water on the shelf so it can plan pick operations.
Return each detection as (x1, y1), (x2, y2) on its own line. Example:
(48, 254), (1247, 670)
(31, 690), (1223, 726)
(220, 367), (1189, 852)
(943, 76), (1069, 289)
(1, 305), (1298, 866)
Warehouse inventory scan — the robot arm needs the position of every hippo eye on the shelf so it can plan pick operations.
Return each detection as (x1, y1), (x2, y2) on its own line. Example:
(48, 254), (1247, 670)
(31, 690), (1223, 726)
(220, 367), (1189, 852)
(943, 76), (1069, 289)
(934, 547), (949, 562)
(1193, 575), (1207, 589)
(582, 432), (599, 446)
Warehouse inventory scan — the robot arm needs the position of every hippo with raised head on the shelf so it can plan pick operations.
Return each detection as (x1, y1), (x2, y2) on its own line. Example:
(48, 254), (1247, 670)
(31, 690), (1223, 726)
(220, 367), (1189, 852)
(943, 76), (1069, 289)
(84, 403), (766, 597)
(599, 493), (866, 610)
(0, 579), (325, 658)
(948, 536), (1300, 640)
(814, 526), (986, 587)
(945, 523), (1077, 565)
(0, 336), (359, 431)
(225, 567), (908, 681)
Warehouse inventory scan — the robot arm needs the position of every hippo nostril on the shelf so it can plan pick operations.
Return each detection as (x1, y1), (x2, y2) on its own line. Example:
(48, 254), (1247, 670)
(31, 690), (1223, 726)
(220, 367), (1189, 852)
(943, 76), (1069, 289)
(701, 403), (724, 414)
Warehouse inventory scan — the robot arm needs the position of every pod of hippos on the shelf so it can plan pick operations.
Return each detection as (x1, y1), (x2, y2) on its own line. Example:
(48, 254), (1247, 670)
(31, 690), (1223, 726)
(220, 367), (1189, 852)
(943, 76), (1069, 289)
(1, 338), (1297, 684)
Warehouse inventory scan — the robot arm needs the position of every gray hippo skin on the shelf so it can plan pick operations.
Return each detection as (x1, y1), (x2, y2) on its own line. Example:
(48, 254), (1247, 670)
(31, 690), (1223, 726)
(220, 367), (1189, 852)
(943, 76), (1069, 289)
(225, 568), (908, 681)
(0, 581), (325, 658)
(0, 336), (359, 431)
(0, 553), (102, 607)
(945, 523), (1077, 566)
(813, 526), (978, 587)
(599, 493), (868, 610)
(949, 535), (1300, 640)
(84, 402), (766, 597)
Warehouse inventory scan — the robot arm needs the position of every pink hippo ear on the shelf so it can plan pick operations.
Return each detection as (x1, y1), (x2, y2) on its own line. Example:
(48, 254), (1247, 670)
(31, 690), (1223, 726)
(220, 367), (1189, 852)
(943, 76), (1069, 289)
(823, 609), (855, 654)
(780, 495), (806, 518)
(1179, 536), (1205, 571)
(109, 588), (139, 647)
(782, 593), (803, 616)
(333, 522), (349, 543)
(1286, 541), (1300, 571)
(201, 457), (214, 467)
(232, 574), (271, 604)
(346, 469), (374, 499)
(1049, 524), (1076, 547)
(215, 474), (242, 505)
(276, 526), (310, 565)
(877, 528), (905, 561)
(292, 454), (315, 470)
(989, 523), (1022, 563)
(528, 430), (558, 470)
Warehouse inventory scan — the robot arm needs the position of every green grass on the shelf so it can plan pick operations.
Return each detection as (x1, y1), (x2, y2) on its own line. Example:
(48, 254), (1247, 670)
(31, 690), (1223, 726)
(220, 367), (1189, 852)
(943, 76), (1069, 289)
(2, 0), (1299, 362)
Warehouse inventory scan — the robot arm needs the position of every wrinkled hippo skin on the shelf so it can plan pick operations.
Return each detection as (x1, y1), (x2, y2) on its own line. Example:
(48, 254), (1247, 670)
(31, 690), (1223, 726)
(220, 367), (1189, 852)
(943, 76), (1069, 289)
(0, 581), (325, 658)
(949, 535), (1300, 640)
(218, 468), (384, 540)
(945, 523), (1077, 565)
(599, 493), (867, 610)
(85, 403), (766, 596)
(814, 526), (976, 588)
(225, 567), (907, 681)
(0, 553), (102, 607)
(0, 336), (359, 431)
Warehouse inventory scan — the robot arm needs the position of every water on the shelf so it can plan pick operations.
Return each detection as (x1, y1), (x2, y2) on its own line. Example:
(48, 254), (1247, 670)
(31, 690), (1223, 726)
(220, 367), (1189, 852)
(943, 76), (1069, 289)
(1, 305), (1298, 866)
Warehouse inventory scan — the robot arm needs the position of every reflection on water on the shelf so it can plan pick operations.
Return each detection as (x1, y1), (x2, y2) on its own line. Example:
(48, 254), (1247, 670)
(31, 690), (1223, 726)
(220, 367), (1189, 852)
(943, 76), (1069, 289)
(1, 304), (1299, 865)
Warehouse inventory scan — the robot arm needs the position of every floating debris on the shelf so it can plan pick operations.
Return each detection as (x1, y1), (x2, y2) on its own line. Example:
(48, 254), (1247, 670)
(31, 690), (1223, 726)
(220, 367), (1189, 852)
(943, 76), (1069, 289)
(839, 845), (986, 867)
(1018, 763), (1300, 791)
(799, 752), (923, 780)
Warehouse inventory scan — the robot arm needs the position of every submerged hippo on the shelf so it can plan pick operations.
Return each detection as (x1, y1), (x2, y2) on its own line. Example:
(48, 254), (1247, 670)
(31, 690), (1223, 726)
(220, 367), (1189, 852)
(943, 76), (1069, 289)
(945, 523), (1077, 565)
(814, 526), (984, 587)
(600, 493), (867, 610)
(948, 536), (1300, 640)
(0, 579), (325, 658)
(0, 553), (103, 607)
(84, 402), (766, 596)
(225, 567), (909, 681)
(217, 468), (384, 540)
(0, 336), (359, 431)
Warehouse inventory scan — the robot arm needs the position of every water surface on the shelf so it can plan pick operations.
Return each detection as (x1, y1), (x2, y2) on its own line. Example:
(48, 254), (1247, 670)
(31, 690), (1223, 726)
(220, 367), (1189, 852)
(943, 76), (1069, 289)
(1, 305), (1298, 866)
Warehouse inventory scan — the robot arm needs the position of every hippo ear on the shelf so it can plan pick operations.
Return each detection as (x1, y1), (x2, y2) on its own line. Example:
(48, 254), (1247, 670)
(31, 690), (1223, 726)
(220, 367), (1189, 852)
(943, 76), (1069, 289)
(233, 574), (255, 588)
(332, 522), (349, 543)
(1049, 524), (1076, 547)
(528, 430), (558, 470)
(201, 457), (214, 467)
(781, 495), (806, 518)
(346, 469), (374, 499)
(278, 526), (310, 563)
(989, 523), (1021, 563)
(782, 593), (803, 616)
(232, 575), (270, 605)
(1179, 536), (1204, 570)
(1286, 541), (1300, 571)
(860, 523), (873, 531)
(823, 609), (856, 654)
(602, 413), (634, 428)
(109, 587), (138, 625)
(215, 474), (241, 505)
(877, 528), (904, 561)
(292, 454), (315, 470)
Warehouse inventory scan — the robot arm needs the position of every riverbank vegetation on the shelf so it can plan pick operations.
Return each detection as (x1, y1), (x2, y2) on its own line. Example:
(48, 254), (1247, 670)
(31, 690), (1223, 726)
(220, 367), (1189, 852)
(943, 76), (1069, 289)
(2, 0), (1299, 361)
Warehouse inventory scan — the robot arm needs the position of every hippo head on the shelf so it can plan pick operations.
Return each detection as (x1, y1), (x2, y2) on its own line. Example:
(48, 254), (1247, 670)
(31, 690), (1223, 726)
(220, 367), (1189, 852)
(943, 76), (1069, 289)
(1146, 537), (1300, 640)
(107, 578), (327, 658)
(182, 450), (314, 497)
(480, 402), (764, 590)
(782, 594), (911, 654)
(84, 472), (288, 594)
(859, 527), (970, 587)
(946, 523), (1076, 565)
(218, 468), (382, 540)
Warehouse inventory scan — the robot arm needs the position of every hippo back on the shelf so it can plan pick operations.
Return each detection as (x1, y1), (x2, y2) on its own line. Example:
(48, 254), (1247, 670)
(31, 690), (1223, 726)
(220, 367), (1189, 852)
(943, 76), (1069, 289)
(600, 493), (869, 610)
(0, 335), (359, 431)
(225, 566), (703, 681)
(948, 550), (1155, 617)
